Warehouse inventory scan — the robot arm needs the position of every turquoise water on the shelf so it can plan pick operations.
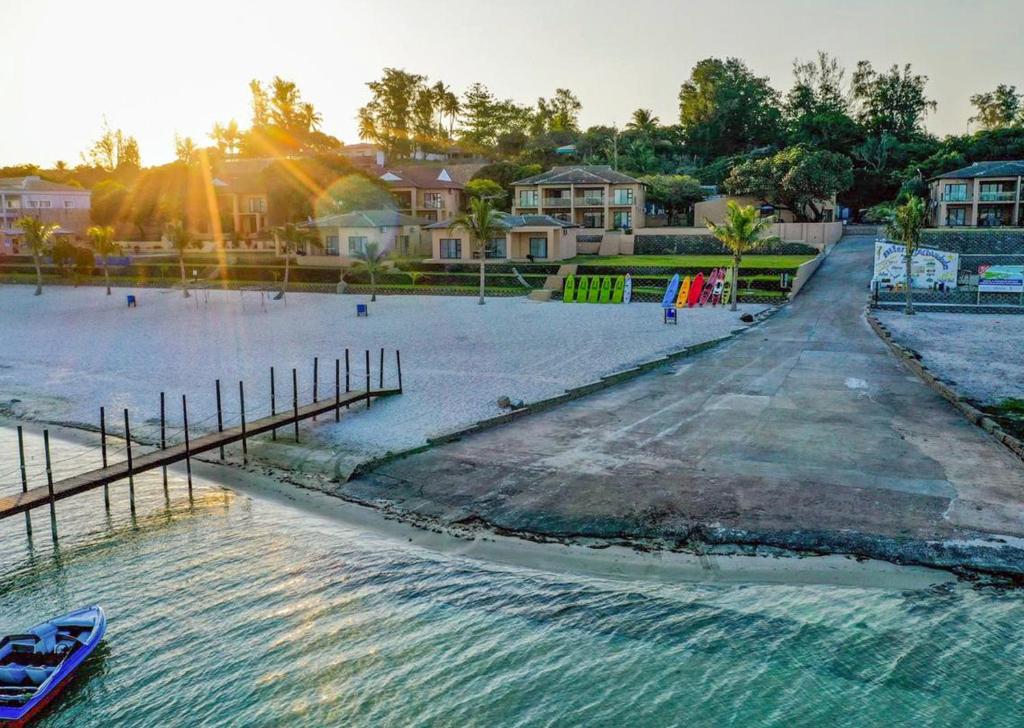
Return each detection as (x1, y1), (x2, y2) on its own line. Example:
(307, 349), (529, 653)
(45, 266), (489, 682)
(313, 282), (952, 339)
(2, 428), (1024, 727)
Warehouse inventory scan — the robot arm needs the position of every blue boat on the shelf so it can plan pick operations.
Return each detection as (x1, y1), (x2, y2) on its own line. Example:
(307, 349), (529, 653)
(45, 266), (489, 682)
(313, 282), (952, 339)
(0, 606), (105, 727)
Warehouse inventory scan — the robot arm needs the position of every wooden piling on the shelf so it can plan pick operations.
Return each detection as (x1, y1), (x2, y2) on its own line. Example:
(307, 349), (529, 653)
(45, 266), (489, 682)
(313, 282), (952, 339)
(100, 407), (110, 509)
(160, 392), (167, 492)
(379, 348), (384, 389)
(239, 380), (247, 462)
(182, 394), (193, 494)
(365, 350), (371, 410)
(43, 430), (57, 541)
(16, 426), (31, 536)
(313, 356), (319, 415)
(335, 358), (341, 422)
(292, 368), (299, 442)
(216, 379), (225, 459)
(124, 409), (135, 513)
(396, 350), (403, 393)
(345, 349), (351, 409)
(270, 367), (277, 441)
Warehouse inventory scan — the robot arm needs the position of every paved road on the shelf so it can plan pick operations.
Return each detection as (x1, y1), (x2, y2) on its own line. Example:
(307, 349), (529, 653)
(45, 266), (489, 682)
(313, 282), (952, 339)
(342, 237), (1024, 574)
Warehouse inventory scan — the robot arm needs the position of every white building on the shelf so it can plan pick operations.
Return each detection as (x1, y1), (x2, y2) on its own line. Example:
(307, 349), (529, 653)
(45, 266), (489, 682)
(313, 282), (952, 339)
(0, 176), (92, 253)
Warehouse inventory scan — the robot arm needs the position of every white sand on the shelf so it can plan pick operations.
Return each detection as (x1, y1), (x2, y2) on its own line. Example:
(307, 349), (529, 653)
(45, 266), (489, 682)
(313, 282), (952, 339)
(0, 285), (763, 462)
(877, 311), (1024, 404)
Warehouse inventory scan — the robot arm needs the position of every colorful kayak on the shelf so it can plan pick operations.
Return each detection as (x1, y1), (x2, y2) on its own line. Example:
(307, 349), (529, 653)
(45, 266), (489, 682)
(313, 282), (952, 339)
(587, 276), (601, 304)
(598, 276), (612, 303)
(675, 276), (691, 308)
(660, 274), (680, 308)
(698, 268), (720, 306)
(623, 274), (632, 304)
(562, 274), (576, 303)
(0, 606), (106, 727)
(611, 275), (625, 303)
(687, 272), (705, 307)
(575, 276), (590, 303)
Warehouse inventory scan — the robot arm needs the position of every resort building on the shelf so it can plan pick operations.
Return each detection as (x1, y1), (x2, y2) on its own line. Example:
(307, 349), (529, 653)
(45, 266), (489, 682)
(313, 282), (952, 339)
(425, 212), (579, 262)
(296, 209), (427, 265)
(695, 194), (837, 225)
(928, 161), (1024, 227)
(0, 176), (91, 254)
(377, 166), (469, 223)
(341, 143), (386, 169)
(510, 166), (646, 231)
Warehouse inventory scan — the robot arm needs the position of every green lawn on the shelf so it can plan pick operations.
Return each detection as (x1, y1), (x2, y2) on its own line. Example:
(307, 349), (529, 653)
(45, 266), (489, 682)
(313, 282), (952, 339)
(569, 254), (815, 268)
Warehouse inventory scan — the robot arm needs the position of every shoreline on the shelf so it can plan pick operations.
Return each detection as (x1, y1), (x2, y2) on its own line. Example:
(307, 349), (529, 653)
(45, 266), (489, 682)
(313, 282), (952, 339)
(1, 418), (956, 590)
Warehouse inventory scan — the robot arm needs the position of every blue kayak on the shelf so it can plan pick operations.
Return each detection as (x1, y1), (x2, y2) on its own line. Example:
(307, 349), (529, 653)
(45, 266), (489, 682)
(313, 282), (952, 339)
(0, 606), (105, 727)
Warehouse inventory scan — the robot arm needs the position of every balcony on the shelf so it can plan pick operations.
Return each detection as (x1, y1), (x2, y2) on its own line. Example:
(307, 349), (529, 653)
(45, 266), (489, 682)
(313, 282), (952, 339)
(609, 197), (634, 207)
(978, 190), (1017, 202)
(420, 198), (445, 209)
(541, 198), (572, 208)
(517, 199), (538, 208)
(574, 196), (605, 207)
(940, 193), (971, 202)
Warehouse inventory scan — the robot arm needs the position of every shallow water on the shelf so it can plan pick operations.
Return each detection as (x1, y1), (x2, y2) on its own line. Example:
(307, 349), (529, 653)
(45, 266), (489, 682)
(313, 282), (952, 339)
(2, 428), (1023, 727)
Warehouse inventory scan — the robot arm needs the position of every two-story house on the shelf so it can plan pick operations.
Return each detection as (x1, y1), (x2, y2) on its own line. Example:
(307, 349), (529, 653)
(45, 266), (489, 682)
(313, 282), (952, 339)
(929, 160), (1024, 228)
(511, 166), (646, 231)
(377, 166), (467, 223)
(0, 176), (91, 253)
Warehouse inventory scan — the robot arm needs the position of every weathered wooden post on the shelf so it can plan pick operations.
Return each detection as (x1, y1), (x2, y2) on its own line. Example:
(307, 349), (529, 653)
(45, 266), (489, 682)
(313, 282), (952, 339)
(43, 430), (57, 542)
(160, 392), (168, 492)
(182, 394), (193, 494)
(239, 380), (248, 462)
(345, 349), (351, 410)
(16, 426), (31, 537)
(270, 367), (277, 441)
(292, 368), (299, 442)
(379, 348), (385, 389)
(216, 379), (225, 460)
(312, 356), (319, 421)
(365, 350), (371, 409)
(335, 358), (341, 422)
(100, 407), (110, 510)
(124, 409), (135, 514)
(396, 350), (403, 393)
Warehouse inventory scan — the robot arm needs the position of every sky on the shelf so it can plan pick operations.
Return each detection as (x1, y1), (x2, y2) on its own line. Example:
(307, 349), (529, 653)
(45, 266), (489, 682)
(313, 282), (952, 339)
(2, 0), (1023, 168)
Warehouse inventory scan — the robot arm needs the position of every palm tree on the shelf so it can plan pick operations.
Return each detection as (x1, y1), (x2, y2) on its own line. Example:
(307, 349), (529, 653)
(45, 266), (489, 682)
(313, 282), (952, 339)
(300, 103), (323, 132)
(165, 220), (198, 297)
(451, 197), (505, 305)
(87, 225), (119, 295)
(272, 222), (313, 300)
(705, 202), (779, 311)
(886, 196), (927, 316)
(351, 241), (388, 302)
(627, 108), (660, 134)
(16, 217), (60, 296)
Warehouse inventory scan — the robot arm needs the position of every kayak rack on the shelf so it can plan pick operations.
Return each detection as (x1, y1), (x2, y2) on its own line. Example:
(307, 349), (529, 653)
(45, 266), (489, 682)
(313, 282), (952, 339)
(0, 350), (403, 541)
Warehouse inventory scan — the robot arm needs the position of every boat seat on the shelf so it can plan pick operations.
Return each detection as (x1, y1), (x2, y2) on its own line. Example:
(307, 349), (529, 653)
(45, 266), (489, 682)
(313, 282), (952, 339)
(24, 666), (54, 685)
(56, 616), (96, 629)
(28, 624), (58, 654)
(0, 665), (28, 686)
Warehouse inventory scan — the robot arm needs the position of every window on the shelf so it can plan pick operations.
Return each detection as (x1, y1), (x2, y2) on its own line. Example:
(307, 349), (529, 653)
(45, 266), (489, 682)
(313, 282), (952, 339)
(348, 236), (368, 254)
(325, 235), (340, 255)
(612, 211), (632, 229)
(486, 236), (506, 259)
(64, 200), (74, 208)
(529, 236), (548, 259)
(398, 235), (410, 254)
(439, 238), (462, 259)
(582, 212), (603, 228)
(946, 207), (967, 226)
(612, 188), (634, 205)
(944, 183), (968, 202)
(518, 190), (538, 207)
(423, 192), (442, 209)
(6, 199), (20, 209)
(29, 200), (52, 208)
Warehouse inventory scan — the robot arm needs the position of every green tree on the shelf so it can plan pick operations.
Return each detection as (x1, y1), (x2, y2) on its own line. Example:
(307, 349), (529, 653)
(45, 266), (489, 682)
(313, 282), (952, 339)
(164, 220), (199, 297)
(351, 241), (388, 302)
(82, 118), (140, 171)
(271, 222), (313, 300)
(174, 134), (197, 164)
(451, 197), (505, 305)
(726, 147), (854, 221)
(705, 202), (779, 311)
(851, 62), (936, 139)
(885, 196), (926, 315)
(465, 178), (505, 204)
(640, 174), (705, 225)
(970, 85), (1022, 131)
(15, 216), (60, 295)
(626, 109), (660, 135)
(785, 52), (864, 153)
(87, 225), (120, 295)
(358, 68), (427, 158)
(678, 58), (783, 160)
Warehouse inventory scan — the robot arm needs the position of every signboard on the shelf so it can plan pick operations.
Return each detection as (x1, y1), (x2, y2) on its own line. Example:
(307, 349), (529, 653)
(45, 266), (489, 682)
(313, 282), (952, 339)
(873, 242), (959, 289)
(978, 265), (1024, 293)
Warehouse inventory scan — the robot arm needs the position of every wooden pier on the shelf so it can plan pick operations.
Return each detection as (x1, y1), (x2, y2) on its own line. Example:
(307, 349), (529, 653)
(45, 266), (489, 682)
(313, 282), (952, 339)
(0, 350), (403, 526)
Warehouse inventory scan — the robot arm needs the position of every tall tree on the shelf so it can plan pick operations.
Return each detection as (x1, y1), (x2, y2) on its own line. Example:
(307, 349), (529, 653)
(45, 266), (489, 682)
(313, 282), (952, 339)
(164, 220), (199, 297)
(82, 118), (141, 171)
(87, 225), (120, 295)
(626, 109), (660, 135)
(450, 198), (505, 305)
(174, 134), (197, 164)
(678, 58), (783, 161)
(851, 62), (936, 139)
(15, 217), (60, 296)
(351, 241), (388, 302)
(785, 52), (863, 153)
(640, 174), (705, 225)
(358, 68), (427, 158)
(271, 222), (313, 300)
(885, 196), (926, 315)
(970, 85), (1022, 130)
(705, 202), (779, 311)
